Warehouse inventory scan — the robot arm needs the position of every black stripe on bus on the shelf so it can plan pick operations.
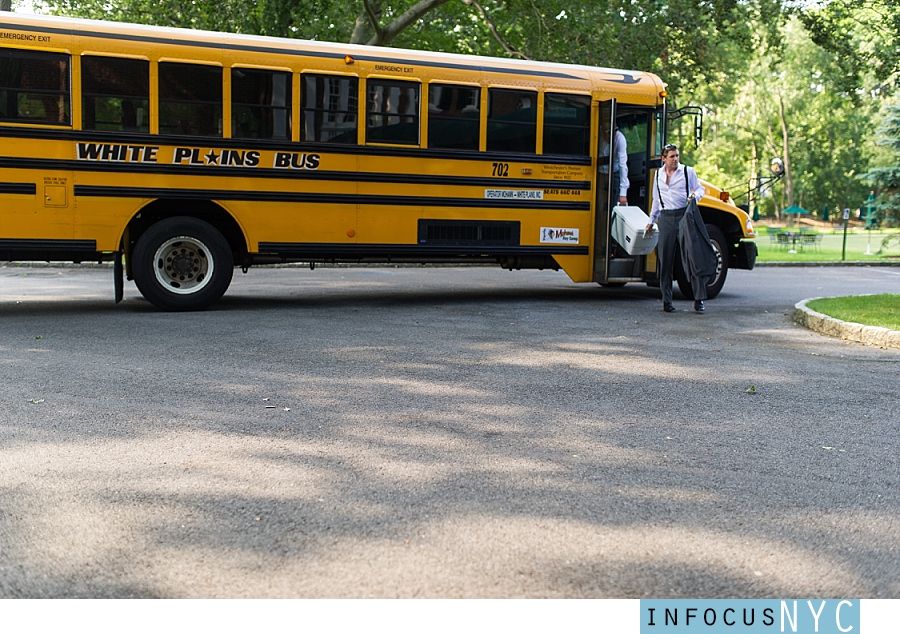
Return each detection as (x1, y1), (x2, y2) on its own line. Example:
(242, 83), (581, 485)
(0, 157), (590, 192)
(0, 238), (96, 251)
(258, 243), (589, 257)
(72, 185), (591, 211)
(0, 182), (36, 195)
(0, 21), (621, 83)
(0, 126), (594, 167)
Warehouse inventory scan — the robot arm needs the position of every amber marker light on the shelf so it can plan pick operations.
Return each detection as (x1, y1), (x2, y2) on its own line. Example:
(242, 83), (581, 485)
(521, 168), (532, 175)
(347, 229), (356, 237)
(659, 90), (668, 98)
(344, 55), (355, 65)
(719, 191), (730, 202)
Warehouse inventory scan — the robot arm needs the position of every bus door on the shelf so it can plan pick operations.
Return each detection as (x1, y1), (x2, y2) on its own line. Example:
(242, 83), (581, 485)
(592, 100), (617, 282)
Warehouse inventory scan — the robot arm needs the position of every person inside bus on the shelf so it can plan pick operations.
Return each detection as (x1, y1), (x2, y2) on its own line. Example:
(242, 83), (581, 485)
(600, 126), (629, 206)
(645, 143), (714, 313)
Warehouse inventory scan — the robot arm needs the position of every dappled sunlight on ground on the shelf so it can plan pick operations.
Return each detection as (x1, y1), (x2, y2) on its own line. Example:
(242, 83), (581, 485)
(1, 266), (897, 597)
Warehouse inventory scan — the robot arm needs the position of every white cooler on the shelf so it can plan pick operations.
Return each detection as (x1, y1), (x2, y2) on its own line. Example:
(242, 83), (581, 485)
(611, 205), (658, 256)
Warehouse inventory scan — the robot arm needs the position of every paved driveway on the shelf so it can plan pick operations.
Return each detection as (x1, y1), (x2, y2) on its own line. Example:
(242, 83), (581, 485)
(0, 264), (897, 598)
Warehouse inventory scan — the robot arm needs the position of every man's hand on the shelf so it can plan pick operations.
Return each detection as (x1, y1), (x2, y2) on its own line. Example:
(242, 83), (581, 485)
(618, 196), (628, 206)
(644, 223), (654, 234)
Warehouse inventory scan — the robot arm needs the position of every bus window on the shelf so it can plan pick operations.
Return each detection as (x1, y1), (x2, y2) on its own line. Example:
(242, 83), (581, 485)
(366, 79), (419, 145)
(487, 88), (536, 154)
(158, 62), (222, 137)
(300, 74), (358, 144)
(82, 56), (149, 132)
(427, 84), (479, 150)
(619, 113), (648, 155)
(232, 68), (291, 140)
(543, 93), (590, 156)
(0, 48), (70, 125)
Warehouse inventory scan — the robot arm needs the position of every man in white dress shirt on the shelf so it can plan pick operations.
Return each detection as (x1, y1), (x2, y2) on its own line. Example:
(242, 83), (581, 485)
(600, 127), (629, 206)
(645, 143), (708, 312)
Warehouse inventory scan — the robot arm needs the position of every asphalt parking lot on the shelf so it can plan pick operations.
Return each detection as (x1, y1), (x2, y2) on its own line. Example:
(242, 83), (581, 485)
(0, 264), (897, 598)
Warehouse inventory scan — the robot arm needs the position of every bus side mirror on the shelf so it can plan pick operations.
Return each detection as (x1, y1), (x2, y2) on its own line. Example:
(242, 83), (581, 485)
(770, 158), (785, 176)
(665, 105), (703, 148)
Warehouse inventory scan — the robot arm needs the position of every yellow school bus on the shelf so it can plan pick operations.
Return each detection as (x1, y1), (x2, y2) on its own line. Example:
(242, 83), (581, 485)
(0, 13), (756, 310)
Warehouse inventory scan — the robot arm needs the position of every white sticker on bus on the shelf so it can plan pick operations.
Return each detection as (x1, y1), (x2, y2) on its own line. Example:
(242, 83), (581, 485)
(484, 189), (544, 200)
(540, 228), (579, 244)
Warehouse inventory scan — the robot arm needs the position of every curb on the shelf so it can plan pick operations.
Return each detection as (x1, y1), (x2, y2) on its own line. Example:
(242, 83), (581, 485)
(755, 261), (900, 267)
(792, 297), (900, 350)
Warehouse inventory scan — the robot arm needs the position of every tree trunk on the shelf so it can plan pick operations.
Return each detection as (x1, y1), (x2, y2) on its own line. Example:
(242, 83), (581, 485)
(758, 84), (782, 216)
(350, 0), (455, 46)
(749, 140), (758, 214)
(778, 91), (794, 209)
(350, 0), (383, 45)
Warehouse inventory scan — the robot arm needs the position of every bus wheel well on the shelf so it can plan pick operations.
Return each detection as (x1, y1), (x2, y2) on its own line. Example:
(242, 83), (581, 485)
(126, 200), (247, 264)
(699, 206), (742, 242)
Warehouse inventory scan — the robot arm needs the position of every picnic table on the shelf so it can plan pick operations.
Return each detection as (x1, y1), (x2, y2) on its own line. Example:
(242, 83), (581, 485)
(770, 230), (822, 252)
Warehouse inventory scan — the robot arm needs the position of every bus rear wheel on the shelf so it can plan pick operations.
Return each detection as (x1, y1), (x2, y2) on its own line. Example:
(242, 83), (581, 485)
(132, 217), (234, 311)
(676, 224), (728, 300)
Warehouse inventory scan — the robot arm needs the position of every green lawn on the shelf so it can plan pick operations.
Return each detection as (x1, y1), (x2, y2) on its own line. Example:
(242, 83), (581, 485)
(755, 225), (900, 263)
(753, 225), (899, 331)
(805, 294), (900, 330)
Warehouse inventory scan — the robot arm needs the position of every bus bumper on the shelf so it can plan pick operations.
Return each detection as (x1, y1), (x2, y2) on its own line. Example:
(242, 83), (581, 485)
(731, 240), (757, 270)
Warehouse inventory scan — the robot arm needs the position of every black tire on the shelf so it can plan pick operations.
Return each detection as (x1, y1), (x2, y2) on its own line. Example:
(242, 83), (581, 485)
(132, 217), (234, 311)
(676, 224), (729, 300)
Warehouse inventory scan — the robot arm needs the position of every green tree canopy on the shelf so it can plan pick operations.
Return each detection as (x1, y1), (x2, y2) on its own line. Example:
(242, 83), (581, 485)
(864, 104), (900, 225)
(36, 0), (763, 104)
(798, 0), (900, 93)
(693, 15), (878, 217)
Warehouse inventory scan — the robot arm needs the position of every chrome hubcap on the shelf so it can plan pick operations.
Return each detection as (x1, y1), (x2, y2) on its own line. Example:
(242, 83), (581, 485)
(153, 236), (214, 294)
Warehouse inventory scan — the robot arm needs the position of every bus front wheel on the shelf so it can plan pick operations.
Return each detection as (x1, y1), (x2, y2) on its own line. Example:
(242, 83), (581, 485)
(676, 224), (728, 300)
(132, 217), (234, 311)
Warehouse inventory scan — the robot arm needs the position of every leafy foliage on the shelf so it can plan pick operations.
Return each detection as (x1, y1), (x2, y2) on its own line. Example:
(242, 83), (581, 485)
(38, 0), (756, 102)
(798, 0), (900, 93)
(38, 0), (360, 39)
(864, 104), (900, 225)
(694, 15), (879, 218)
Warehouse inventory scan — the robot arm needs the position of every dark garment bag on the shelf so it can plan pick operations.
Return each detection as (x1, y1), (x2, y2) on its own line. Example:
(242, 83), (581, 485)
(677, 177), (717, 288)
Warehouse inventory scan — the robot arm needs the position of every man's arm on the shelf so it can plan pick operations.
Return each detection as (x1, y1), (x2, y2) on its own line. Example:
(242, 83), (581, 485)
(687, 166), (706, 200)
(647, 171), (660, 230)
(616, 130), (629, 204)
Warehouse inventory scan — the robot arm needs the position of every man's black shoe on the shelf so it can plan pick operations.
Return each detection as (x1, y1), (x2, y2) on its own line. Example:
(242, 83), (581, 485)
(663, 303), (676, 313)
(694, 300), (705, 313)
